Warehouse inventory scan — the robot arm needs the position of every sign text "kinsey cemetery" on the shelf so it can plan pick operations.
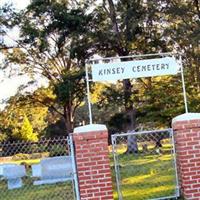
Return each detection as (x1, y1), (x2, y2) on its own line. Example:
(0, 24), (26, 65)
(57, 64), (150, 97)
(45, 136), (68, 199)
(91, 57), (179, 82)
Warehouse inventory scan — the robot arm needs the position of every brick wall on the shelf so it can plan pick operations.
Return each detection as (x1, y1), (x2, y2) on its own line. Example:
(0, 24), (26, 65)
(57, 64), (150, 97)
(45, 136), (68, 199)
(72, 129), (113, 200)
(173, 117), (200, 200)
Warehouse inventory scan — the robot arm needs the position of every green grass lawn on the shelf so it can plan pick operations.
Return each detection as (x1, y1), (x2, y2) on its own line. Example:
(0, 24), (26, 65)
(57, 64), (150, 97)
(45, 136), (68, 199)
(111, 144), (179, 200)
(0, 179), (74, 200)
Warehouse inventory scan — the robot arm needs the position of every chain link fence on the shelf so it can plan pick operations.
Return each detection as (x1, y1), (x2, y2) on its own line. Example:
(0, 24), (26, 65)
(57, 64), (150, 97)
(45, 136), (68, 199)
(112, 129), (179, 200)
(0, 137), (76, 200)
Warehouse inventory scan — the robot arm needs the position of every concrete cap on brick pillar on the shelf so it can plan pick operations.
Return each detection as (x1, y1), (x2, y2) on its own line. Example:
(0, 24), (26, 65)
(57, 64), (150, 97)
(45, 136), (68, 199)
(74, 124), (107, 133)
(172, 112), (200, 124)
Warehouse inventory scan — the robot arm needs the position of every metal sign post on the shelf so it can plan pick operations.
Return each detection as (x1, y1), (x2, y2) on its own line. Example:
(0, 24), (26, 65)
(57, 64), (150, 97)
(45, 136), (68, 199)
(85, 64), (93, 124)
(179, 55), (188, 113)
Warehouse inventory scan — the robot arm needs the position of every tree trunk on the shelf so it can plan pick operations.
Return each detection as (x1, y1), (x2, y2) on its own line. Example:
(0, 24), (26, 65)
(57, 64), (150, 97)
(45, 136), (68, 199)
(124, 109), (138, 154)
(123, 79), (136, 130)
(104, 0), (138, 153)
(63, 104), (73, 134)
(195, 58), (200, 91)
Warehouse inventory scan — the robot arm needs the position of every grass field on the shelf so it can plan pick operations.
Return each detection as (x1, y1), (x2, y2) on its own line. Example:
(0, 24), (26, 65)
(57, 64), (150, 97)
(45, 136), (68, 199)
(111, 144), (179, 200)
(0, 178), (74, 200)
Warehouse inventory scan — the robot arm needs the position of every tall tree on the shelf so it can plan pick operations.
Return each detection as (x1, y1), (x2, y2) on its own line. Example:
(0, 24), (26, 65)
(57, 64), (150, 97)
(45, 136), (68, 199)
(90, 0), (168, 130)
(1, 0), (92, 133)
(163, 0), (200, 90)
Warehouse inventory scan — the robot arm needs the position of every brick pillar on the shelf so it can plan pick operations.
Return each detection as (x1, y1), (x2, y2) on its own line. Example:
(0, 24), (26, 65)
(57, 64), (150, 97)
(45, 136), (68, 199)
(172, 113), (200, 200)
(73, 124), (114, 200)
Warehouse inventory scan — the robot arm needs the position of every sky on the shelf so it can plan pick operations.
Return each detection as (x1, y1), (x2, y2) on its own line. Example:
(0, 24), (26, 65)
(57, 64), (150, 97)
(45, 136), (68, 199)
(0, 0), (47, 110)
(1, 0), (30, 10)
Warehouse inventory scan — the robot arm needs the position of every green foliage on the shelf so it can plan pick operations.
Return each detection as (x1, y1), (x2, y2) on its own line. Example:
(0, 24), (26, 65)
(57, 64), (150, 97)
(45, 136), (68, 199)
(0, 133), (7, 142)
(0, 91), (48, 141)
(14, 116), (38, 142)
(1, 0), (93, 133)
(54, 70), (86, 106)
(45, 119), (67, 138)
(1, 0), (200, 135)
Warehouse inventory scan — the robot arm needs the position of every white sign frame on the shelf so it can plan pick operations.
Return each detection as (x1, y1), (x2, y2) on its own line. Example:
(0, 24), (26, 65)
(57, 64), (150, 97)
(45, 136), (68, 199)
(91, 57), (179, 82)
(86, 52), (188, 124)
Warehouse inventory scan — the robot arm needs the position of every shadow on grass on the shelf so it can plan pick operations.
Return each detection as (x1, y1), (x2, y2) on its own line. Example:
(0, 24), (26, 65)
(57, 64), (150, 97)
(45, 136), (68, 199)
(111, 146), (179, 200)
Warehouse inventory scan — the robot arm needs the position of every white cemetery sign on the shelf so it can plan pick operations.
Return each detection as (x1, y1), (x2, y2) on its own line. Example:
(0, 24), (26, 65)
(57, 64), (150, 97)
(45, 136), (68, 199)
(86, 54), (187, 124)
(91, 57), (179, 82)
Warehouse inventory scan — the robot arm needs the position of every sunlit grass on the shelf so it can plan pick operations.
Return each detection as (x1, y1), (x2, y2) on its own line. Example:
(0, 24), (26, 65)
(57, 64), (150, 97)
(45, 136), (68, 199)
(0, 181), (74, 200)
(111, 144), (179, 200)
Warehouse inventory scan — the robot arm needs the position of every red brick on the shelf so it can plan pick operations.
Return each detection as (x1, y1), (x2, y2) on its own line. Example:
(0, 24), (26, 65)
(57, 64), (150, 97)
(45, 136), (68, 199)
(85, 171), (98, 176)
(190, 158), (200, 163)
(189, 150), (200, 154)
(194, 145), (200, 149)
(101, 195), (114, 200)
(97, 160), (108, 165)
(192, 175), (200, 180)
(87, 188), (100, 193)
(91, 165), (104, 170)
(84, 161), (97, 166)
(185, 189), (198, 194)
(79, 176), (91, 181)
(76, 149), (89, 154)
(100, 186), (113, 192)
(98, 169), (111, 174)
(194, 154), (200, 159)
(187, 141), (200, 146)
(178, 146), (193, 151)
(78, 166), (89, 171)
(184, 193), (193, 198)
(92, 175), (104, 179)
(193, 193), (200, 197)
(76, 158), (90, 162)
(179, 155), (195, 160)
(173, 117), (200, 200)
(192, 184), (200, 189)
(72, 128), (113, 200)
(99, 178), (112, 183)
(190, 167), (200, 172)
(184, 180), (197, 185)
(86, 180), (100, 185)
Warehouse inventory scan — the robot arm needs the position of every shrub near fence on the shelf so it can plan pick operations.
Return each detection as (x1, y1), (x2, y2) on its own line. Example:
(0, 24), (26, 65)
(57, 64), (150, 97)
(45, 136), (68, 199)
(0, 137), (75, 200)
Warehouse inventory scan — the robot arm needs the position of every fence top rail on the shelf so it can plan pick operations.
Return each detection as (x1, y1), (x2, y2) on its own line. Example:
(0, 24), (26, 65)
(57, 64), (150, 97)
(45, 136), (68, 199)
(112, 128), (172, 138)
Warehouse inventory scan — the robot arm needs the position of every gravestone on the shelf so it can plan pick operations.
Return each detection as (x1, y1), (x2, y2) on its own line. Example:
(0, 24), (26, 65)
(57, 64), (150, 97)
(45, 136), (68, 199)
(3, 164), (26, 189)
(32, 156), (73, 185)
